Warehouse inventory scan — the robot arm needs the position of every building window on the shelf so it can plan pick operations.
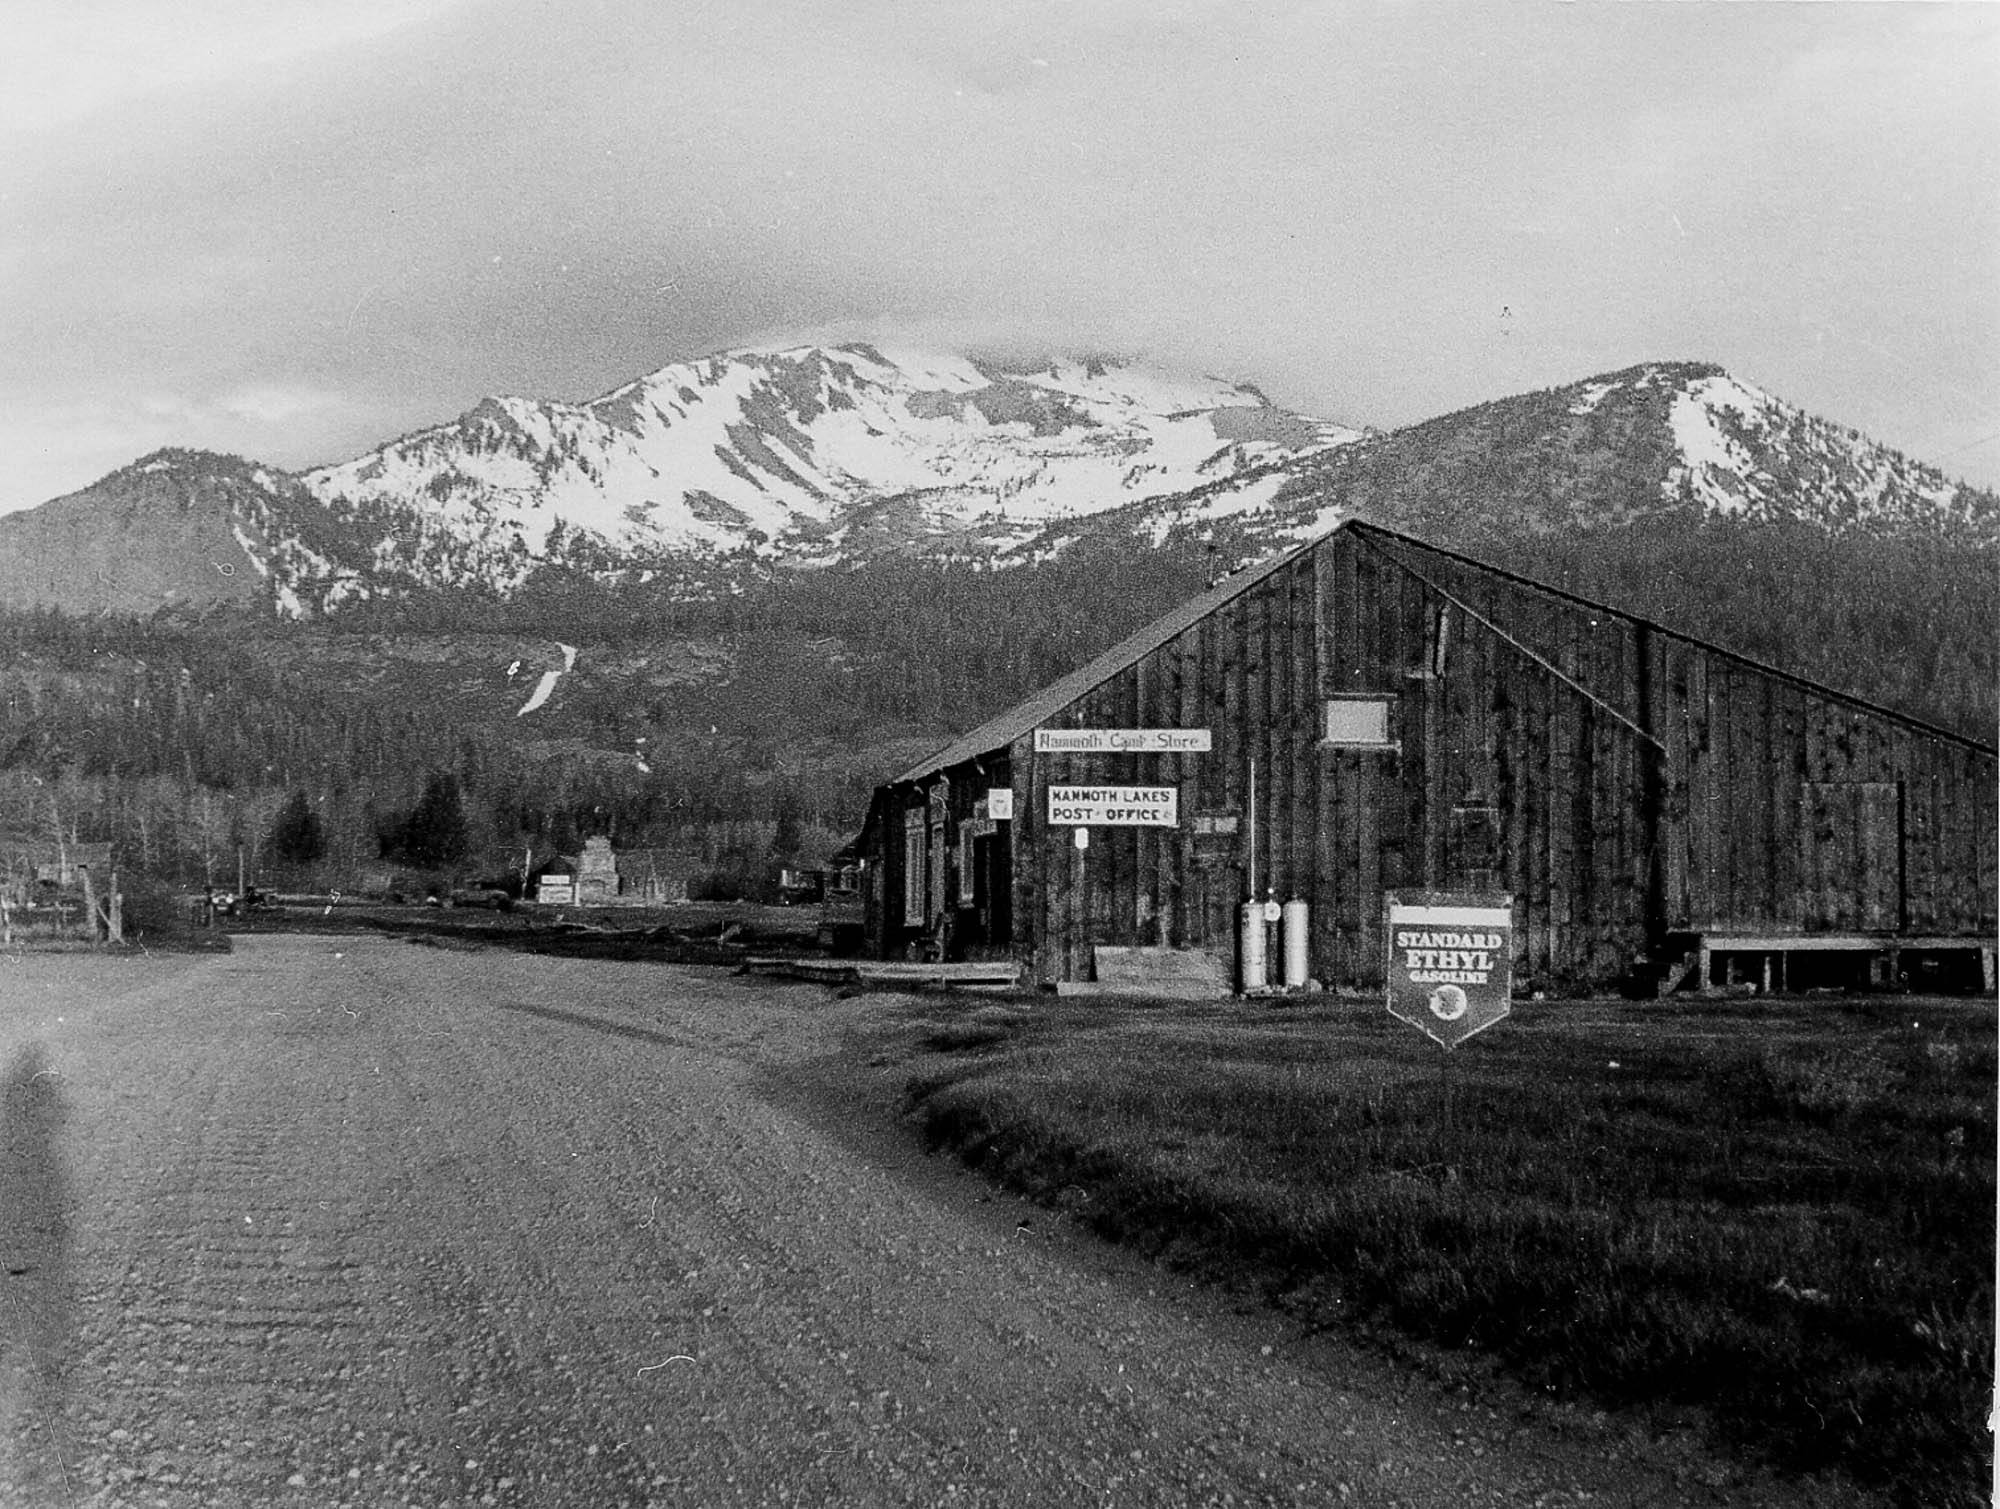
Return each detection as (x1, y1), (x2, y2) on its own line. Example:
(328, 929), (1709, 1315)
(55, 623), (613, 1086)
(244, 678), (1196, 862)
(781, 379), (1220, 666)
(902, 810), (926, 921)
(1324, 696), (1395, 748)
(1450, 803), (1501, 891)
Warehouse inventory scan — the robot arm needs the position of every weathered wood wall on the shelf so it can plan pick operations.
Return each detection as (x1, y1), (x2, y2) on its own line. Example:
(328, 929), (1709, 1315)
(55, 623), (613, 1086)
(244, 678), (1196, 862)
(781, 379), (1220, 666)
(868, 525), (1998, 987)
(1356, 535), (1996, 977)
(1005, 546), (1326, 984)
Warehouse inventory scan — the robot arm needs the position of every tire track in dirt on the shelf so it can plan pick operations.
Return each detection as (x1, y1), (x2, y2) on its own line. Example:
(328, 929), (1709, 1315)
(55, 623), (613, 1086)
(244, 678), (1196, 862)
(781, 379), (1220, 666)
(68, 945), (399, 1503)
(0, 1042), (77, 1507)
(0, 936), (1874, 1509)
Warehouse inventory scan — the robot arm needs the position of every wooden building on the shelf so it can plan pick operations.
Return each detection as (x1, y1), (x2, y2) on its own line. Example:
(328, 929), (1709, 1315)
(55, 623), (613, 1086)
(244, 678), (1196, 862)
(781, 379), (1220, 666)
(576, 835), (621, 901)
(1, 837), (113, 900)
(860, 522), (1997, 994)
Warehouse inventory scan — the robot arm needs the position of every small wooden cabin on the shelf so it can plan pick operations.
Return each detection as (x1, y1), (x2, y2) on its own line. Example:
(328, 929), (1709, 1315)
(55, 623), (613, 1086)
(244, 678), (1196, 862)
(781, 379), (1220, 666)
(860, 522), (1997, 994)
(1, 837), (113, 899)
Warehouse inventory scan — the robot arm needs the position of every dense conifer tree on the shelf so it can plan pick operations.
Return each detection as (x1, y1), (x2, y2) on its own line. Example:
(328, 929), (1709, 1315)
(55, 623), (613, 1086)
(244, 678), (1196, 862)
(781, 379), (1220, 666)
(397, 773), (471, 868)
(265, 790), (326, 869)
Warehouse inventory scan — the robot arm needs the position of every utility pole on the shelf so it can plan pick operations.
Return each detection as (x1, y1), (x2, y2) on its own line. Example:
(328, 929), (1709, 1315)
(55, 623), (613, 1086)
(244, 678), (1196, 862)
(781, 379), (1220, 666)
(49, 792), (69, 881)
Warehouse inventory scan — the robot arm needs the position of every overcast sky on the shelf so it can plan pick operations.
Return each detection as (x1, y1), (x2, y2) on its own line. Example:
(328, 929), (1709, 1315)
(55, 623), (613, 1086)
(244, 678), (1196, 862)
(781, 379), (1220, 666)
(2, 1), (1996, 515)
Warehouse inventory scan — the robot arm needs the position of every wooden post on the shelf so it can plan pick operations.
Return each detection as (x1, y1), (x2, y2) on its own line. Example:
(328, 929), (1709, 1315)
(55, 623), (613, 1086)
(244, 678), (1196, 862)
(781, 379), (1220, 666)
(1423, 671), (1443, 887)
(1635, 623), (1669, 953)
(108, 870), (123, 943)
(80, 866), (100, 944)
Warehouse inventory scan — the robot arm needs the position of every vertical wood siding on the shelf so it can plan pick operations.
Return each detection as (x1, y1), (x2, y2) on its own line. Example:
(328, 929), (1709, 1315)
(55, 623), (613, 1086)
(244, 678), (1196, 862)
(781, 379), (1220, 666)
(870, 527), (1997, 985)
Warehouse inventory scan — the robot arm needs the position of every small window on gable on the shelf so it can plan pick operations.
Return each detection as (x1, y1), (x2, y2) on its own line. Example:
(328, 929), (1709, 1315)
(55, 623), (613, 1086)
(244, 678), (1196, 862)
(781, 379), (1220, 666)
(1324, 696), (1395, 749)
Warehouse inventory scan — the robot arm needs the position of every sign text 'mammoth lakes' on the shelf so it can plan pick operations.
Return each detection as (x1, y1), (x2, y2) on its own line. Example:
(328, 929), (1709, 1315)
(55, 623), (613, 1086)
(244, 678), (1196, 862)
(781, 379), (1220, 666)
(1047, 786), (1180, 826)
(1034, 728), (1212, 754)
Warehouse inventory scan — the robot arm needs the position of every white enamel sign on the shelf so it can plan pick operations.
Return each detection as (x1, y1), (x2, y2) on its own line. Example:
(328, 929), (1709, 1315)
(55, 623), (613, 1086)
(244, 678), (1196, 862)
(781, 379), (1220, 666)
(1035, 728), (1212, 754)
(1047, 785), (1180, 826)
(1385, 894), (1513, 1049)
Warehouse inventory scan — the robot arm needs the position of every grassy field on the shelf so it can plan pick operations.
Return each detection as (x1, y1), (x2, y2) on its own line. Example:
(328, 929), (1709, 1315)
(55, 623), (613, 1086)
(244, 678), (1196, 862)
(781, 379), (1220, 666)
(900, 993), (1995, 1507)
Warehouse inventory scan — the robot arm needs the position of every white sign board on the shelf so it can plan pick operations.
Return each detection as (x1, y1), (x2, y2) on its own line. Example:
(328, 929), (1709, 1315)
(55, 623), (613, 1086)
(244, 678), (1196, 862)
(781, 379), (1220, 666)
(537, 879), (576, 905)
(1047, 785), (1180, 826)
(1384, 894), (1513, 1049)
(1035, 728), (1212, 754)
(987, 788), (1014, 821)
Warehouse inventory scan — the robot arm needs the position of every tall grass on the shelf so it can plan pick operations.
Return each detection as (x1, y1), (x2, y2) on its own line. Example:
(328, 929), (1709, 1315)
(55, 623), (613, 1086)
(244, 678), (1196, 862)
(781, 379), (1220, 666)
(904, 998), (1995, 1507)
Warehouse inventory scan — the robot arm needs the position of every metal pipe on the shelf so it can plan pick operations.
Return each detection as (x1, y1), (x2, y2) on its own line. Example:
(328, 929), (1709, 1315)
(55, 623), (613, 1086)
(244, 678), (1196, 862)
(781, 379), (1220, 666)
(1247, 758), (1257, 901)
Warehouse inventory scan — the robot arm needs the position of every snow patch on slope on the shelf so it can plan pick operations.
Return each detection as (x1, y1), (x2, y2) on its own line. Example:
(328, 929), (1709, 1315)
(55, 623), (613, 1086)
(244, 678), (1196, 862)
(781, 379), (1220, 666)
(1667, 376), (1766, 516)
(515, 642), (578, 717)
(1567, 380), (1616, 417)
(229, 522), (271, 576)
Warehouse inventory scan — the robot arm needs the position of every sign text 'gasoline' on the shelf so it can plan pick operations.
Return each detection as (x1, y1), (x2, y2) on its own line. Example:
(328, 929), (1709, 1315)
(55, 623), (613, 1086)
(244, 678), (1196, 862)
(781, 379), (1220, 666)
(1384, 896), (1513, 1050)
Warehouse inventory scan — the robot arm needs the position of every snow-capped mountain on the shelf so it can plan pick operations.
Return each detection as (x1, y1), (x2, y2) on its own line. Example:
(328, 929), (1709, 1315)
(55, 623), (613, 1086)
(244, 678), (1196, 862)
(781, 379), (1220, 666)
(298, 343), (1356, 588)
(1075, 361), (2000, 562)
(0, 350), (1991, 620)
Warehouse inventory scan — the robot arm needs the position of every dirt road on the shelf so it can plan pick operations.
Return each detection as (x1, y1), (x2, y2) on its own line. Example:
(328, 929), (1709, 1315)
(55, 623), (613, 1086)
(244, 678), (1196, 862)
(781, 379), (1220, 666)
(0, 935), (1855, 1508)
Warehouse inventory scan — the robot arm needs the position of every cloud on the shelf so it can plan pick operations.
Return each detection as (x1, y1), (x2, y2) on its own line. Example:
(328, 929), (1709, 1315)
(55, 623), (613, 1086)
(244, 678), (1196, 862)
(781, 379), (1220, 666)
(215, 384), (349, 427)
(0, 0), (1993, 514)
(0, 384), (379, 511)
(0, 0), (467, 134)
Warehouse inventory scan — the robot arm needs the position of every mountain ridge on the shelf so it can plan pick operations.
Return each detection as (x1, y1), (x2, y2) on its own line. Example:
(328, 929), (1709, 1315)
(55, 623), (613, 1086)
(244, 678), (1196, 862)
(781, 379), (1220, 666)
(0, 345), (1991, 622)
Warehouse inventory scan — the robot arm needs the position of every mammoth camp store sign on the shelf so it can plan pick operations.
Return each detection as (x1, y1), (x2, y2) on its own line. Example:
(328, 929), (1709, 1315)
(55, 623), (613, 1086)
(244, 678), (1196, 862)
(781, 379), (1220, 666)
(1034, 728), (1212, 754)
(1047, 786), (1179, 826)
(1384, 894), (1513, 1049)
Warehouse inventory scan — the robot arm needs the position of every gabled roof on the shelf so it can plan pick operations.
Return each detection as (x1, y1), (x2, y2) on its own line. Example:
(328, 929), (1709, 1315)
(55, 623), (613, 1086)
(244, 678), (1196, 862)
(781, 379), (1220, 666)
(886, 517), (1994, 790)
(1354, 525), (1995, 754)
(890, 532), (1320, 784)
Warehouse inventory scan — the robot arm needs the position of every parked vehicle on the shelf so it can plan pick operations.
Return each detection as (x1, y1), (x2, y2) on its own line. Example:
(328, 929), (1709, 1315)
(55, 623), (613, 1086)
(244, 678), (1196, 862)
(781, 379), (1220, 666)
(776, 867), (825, 906)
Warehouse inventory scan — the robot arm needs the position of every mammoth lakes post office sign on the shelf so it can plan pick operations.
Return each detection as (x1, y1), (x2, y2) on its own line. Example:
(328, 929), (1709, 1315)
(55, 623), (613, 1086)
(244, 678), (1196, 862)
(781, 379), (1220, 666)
(1039, 727), (1199, 828)
(1384, 893), (1513, 1049)
(1047, 786), (1180, 826)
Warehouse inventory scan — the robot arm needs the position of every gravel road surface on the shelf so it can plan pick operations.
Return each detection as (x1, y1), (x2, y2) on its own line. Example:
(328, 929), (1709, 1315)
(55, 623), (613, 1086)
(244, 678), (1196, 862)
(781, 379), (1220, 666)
(0, 935), (1864, 1508)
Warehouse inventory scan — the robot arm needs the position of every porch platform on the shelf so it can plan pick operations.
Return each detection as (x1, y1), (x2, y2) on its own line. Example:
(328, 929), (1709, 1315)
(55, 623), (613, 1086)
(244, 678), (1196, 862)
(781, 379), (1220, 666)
(1660, 933), (1995, 996)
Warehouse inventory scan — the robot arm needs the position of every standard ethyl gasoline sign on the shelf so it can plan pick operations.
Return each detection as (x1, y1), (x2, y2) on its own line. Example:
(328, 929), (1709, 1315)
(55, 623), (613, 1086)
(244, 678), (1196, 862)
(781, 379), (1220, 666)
(1047, 785), (1179, 826)
(1384, 893), (1513, 1049)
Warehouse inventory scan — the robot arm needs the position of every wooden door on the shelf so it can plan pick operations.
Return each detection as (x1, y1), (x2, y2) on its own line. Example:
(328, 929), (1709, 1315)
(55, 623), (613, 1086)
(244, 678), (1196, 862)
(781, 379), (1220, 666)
(1800, 781), (1902, 932)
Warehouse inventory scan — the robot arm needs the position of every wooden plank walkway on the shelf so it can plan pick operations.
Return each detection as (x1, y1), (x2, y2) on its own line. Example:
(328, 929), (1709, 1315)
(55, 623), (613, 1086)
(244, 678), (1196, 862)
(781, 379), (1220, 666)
(743, 957), (1024, 991)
